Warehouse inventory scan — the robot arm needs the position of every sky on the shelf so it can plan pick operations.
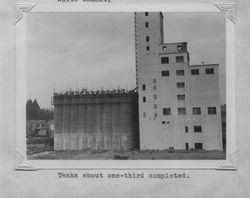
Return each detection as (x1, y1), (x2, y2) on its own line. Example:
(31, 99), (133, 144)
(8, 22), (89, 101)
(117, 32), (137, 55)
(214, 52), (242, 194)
(26, 12), (225, 109)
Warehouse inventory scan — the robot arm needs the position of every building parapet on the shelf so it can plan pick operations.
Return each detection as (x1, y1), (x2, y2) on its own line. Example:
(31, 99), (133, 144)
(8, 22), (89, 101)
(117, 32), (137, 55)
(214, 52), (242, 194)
(189, 64), (219, 67)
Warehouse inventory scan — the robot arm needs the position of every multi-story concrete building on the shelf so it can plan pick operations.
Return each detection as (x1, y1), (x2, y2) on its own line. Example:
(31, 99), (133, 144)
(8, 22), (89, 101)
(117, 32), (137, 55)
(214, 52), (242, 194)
(135, 12), (223, 150)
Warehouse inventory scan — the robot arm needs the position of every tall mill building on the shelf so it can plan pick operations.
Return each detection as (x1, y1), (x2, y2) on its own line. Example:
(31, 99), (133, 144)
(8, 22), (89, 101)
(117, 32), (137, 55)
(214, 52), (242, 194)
(135, 12), (223, 150)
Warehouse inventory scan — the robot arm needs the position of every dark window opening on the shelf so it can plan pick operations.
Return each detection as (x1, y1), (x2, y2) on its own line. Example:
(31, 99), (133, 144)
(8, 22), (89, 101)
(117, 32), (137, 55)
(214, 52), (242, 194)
(185, 143), (189, 150)
(154, 113), (157, 118)
(178, 108), (186, 115)
(177, 82), (185, 88)
(176, 56), (184, 63)
(161, 57), (169, 64)
(143, 97), (146, 103)
(176, 70), (184, 76)
(206, 68), (214, 74)
(185, 126), (188, 133)
(177, 95), (185, 100)
(153, 85), (157, 90)
(163, 108), (171, 115)
(162, 121), (165, 124)
(153, 94), (157, 100)
(194, 126), (202, 133)
(195, 143), (203, 150)
(146, 36), (149, 42)
(142, 84), (146, 91)
(208, 107), (216, 114)
(193, 107), (201, 115)
(191, 69), (199, 75)
(145, 12), (148, 16)
(161, 70), (169, 77)
(145, 22), (149, 28)
(146, 46), (150, 51)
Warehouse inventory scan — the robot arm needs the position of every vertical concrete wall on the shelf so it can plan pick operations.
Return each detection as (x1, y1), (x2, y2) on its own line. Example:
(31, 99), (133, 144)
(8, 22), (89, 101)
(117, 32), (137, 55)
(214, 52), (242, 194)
(53, 92), (139, 151)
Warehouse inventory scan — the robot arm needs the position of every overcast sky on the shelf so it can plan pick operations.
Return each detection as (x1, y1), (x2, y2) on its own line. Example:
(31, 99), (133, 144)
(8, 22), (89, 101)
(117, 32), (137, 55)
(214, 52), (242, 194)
(26, 12), (225, 109)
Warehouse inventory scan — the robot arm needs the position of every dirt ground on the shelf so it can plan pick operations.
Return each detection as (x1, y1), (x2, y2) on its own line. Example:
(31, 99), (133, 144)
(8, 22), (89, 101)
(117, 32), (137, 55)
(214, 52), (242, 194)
(27, 148), (226, 160)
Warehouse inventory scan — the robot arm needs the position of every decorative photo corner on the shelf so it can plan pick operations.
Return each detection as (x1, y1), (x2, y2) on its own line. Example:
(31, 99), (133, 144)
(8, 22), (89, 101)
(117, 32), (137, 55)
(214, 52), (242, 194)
(14, 2), (237, 170)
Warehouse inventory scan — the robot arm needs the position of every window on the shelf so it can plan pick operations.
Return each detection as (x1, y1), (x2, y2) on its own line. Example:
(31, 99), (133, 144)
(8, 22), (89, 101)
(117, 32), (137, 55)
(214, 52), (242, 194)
(163, 108), (171, 115)
(194, 143), (203, 150)
(153, 78), (157, 83)
(208, 107), (216, 114)
(176, 70), (184, 76)
(193, 107), (201, 115)
(142, 84), (146, 91)
(178, 108), (186, 115)
(153, 85), (157, 90)
(191, 69), (199, 75)
(161, 57), (169, 64)
(154, 113), (158, 118)
(177, 82), (185, 88)
(146, 36), (149, 42)
(153, 94), (157, 99)
(176, 56), (184, 63)
(194, 126), (202, 133)
(162, 46), (167, 51)
(206, 68), (214, 74)
(185, 143), (189, 150)
(145, 22), (149, 28)
(145, 12), (148, 16)
(161, 70), (169, 76)
(177, 95), (185, 100)
(143, 97), (146, 103)
(162, 121), (166, 124)
(185, 126), (188, 133)
(154, 104), (157, 109)
(146, 46), (150, 51)
(143, 112), (146, 118)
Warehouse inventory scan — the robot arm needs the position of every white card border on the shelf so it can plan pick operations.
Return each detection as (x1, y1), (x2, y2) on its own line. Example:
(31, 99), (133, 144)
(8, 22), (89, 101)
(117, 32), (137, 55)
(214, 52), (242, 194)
(14, 2), (237, 170)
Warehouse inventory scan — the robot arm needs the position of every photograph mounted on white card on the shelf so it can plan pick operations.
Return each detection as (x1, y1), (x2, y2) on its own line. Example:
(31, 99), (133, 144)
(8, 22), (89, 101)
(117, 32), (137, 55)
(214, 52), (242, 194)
(14, 2), (236, 170)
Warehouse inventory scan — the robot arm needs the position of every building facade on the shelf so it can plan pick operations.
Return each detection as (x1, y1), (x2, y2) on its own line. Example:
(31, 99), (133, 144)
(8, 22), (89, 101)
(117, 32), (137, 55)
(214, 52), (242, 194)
(135, 12), (223, 150)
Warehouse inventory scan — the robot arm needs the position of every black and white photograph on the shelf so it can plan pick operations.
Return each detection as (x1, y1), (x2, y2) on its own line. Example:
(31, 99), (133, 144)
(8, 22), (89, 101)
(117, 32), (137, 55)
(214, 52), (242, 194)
(25, 11), (226, 160)
(2, 0), (250, 197)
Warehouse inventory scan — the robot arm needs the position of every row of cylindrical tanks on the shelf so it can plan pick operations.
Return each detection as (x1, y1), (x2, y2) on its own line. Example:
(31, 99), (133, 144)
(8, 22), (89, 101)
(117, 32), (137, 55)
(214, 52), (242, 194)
(53, 92), (139, 151)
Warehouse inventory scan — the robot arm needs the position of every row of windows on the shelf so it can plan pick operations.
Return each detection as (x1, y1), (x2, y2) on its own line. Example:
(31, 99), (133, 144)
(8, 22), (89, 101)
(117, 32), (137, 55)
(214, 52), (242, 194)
(161, 56), (184, 64)
(184, 126), (203, 133)
(191, 68), (214, 75)
(162, 107), (217, 115)
(161, 68), (214, 77)
(161, 122), (203, 134)
(144, 111), (204, 134)
(144, 93), (185, 101)
(162, 45), (183, 52)
(142, 94), (217, 115)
